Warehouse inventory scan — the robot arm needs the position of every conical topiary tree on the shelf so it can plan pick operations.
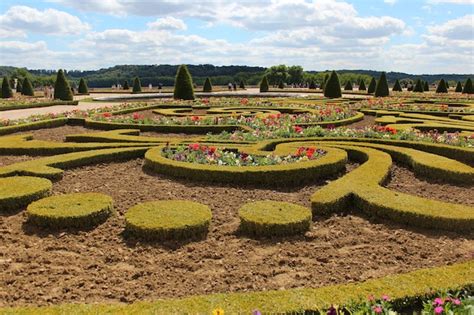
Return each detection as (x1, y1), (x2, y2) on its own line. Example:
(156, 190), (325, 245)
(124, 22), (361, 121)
(435, 79), (448, 93)
(78, 78), (89, 94)
(367, 77), (376, 94)
(21, 77), (34, 96)
(359, 80), (366, 91)
(239, 80), (245, 89)
(392, 79), (402, 92)
(374, 72), (389, 97)
(455, 81), (463, 93)
(54, 69), (73, 101)
(323, 70), (342, 98)
(446, 81), (450, 89)
(260, 75), (269, 92)
(413, 79), (424, 93)
(202, 77), (212, 92)
(462, 78), (473, 94)
(123, 80), (129, 90)
(132, 77), (142, 94)
(322, 73), (330, 91)
(1, 77), (13, 98)
(16, 79), (23, 93)
(309, 79), (316, 89)
(424, 81), (429, 91)
(344, 81), (352, 91)
(173, 65), (195, 100)
(278, 80), (284, 89)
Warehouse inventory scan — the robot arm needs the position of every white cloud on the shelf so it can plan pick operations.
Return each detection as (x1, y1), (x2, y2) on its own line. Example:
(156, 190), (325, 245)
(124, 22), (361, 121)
(428, 14), (474, 40)
(0, 6), (90, 37)
(427, 0), (473, 4)
(384, 0), (398, 5)
(147, 17), (187, 31)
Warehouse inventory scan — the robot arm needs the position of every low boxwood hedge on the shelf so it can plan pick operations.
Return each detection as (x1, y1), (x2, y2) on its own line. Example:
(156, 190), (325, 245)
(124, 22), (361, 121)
(0, 118), (68, 136)
(27, 192), (113, 229)
(0, 176), (52, 213)
(0, 100), (78, 112)
(125, 200), (212, 241)
(238, 200), (312, 237)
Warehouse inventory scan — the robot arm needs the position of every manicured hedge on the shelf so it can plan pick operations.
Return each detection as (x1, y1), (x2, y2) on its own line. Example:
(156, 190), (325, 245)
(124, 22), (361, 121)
(0, 118), (69, 136)
(27, 192), (113, 229)
(0, 100), (78, 112)
(0, 176), (52, 213)
(238, 200), (311, 237)
(125, 200), (211, 240)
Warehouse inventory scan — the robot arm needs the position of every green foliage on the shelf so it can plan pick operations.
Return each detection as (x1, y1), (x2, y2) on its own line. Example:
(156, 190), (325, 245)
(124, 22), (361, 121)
(239, 80), (245, 89)
(322, 73), (330, 90)
(367, 77), (376, 94)
(455, 81), (463, 92)
(1, 76), (13, 98)
(259, 75), (269, 92)
(413, 79), (424, 92)
(16, 78), (23, 92)
(392, 79), (402, 92)
(374, 72), (389, 97)
(265, 64), (289, 85)
(202, 77), (212, 92)
(21, 77), (34, 96)
(53, 69), (73, 101)
(287, 65), (304, 84)
(27, 192), (113, 228)
(344, 80), (353, 91)
(132, 77), (142, 93)
(123, 80), (129, 90)
(78, 78), (89, 94)
(0, 176), (52, 213)
(358, 79), (366, 91)
(238, 200), (311, 237)
(424, 81), (429, 91)
(309, 79), (316, 89)
(173, 65), (195, 100)
(125, 200), (212, 240)
(324, 70), (342, 98)
(436, 79), (448, 93)
(278, 80), (284, 89)
(462, 78), (473, 94)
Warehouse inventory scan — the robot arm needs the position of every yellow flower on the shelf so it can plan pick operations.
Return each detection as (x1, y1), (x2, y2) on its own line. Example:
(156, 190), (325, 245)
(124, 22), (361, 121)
(212, 308), (224, 315)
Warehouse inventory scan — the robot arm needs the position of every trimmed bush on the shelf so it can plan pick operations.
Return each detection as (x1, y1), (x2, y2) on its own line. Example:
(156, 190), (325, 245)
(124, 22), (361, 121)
(462, 78), (473, 94)
(309, 79), (316, 89)
(358, 79), (366, 91)
(436, 79), (448, 93)
(21, 77), (34, 96)
(173, 65), (195, 100)
(123, 80), (129, 90)
(323, 70), (342, 98)
(322, 73), (330, 91)
(259, 75), (269, 92)
(27, 192), (113, 229)
(54, 69), (73, 101)
(374, 72), (389, 97)
(278, 80), (284, 89)
(455, 81), (463, 92)
(132, 77), (142, 94)
(239, 80), (245, 89)
(125, 200), (212, 240)
(423, 81), (429, 91)
(392, 79), (402, 92)
(1, 76), (12, 99)
(367, 77), (376, 94)
(344, 81), (352, 91)
(78, 78), (89, 94)
(0, 176), (52, 213)
(239, 200), (311, 237)
(16, 78), (22, 92)
(413, 79), (424, 92)
(202, 77), (212, 92)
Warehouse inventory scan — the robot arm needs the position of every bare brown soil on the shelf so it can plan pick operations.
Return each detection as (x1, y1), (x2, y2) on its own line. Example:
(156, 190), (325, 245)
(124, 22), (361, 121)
(345, 115), (376, 129)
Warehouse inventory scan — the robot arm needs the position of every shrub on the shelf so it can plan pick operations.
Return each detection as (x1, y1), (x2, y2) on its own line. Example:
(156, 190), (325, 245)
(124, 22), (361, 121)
(78, 78), (89, 94)
(259, 75), (269, 92)
(173, 65), (195, 100)
(358, 80), (366, 91)
(125, 200), (212, 240)
(455, 81), (463, 92)
(238, 200), (311, 237)
(322, 73), (330, 91)
(203, 77), (212, 92)
(344, 80), (353, 91)
(374, 72), (389, 97)
(436, 79), (448, 93)
(423, 81), (429, 91)
(0, 176), (52, 213)
(123, 80), (129, 90)
(15, 78), (22, 92)
(53, 69), (73, 101)
(309, 79), (316, 89)
(392, 79), (402, 92)
(27, 192), (113, 229)
(21, 77), (34, 96)
(1, 76), (13, 99)
(413, 79), (424, 92)
(239, 80), (245, 89)
(367, 77), (376, 94)
(323, 70), (342, 98)
(132, 77), (142, 94)
(462, 78), (473, 94)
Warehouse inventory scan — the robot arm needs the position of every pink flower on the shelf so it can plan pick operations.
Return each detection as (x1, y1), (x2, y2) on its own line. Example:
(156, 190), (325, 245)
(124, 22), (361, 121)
(368, 294), (375, 302)
(453, 299), (461, 305)
(373, 306), (383, 314)
(434, 306), (443, 314)
(293, 126), (303, 133)
(132, 112), (141, 120)
(434, 298), (444, 306)
(202, 98), (209, 104)
(382, 294), (390, 301)
(240, 98), (249, 105)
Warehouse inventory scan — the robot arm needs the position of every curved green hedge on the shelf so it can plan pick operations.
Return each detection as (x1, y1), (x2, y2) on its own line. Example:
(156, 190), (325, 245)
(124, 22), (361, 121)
(0, 118), (68, 136)
(0, 100), (78, 112)
(27, 192), (113, 229)
(0, 176), (52, 213)
(239, 200), (312, 237)
(125, 200), (212, 240)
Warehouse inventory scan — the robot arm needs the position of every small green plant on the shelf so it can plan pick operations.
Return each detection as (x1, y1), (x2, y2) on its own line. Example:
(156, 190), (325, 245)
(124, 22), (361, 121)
(324, 70), (342, 98)
(260, 75), (269, 92)
(54, 69), (73, 101)
(392, 79), (402, 92)
(21, 77), (34, 96)
(367, 77), (376, 94)
(374, 72), (389, 97)
(203, 77), (212, 92)
(132, 77), (142, 93)
(436, 79), (448, 93)
(78, 78), (89, 94)
(1, 76), (13, 99)
(173, 64), (195, 100)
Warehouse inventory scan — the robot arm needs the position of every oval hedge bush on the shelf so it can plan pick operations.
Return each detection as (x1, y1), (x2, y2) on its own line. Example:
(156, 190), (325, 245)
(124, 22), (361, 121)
(0, 176), (52, 213)
(125, 200), (212, 241)
(238, 200), (312, 237)
(27, 192), (113, 229)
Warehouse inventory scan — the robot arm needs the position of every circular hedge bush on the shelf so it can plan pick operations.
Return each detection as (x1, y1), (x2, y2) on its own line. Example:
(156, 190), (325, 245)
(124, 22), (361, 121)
(238, 200), (312, 237)
(27, 192), (113, 229)
(125, 200), (212, 241)
(0, 176), (52, 213)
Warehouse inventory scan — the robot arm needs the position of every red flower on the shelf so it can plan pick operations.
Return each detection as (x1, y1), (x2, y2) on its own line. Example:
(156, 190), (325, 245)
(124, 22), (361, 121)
(202, 98), (209, 104)
(208, 146), (217, 154)
(188, 143), (200, 151)
(240, 98), (249, 105)
(102, 112), (112, 118)
(132, 112), (141, 120)
(293, 126), (303, 133)
(191, 116), (201, 121)
(306, 148), (315, 158)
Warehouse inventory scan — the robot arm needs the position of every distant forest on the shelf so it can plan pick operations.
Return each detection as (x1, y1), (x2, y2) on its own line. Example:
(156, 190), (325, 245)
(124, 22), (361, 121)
(0, 64), (471, 88)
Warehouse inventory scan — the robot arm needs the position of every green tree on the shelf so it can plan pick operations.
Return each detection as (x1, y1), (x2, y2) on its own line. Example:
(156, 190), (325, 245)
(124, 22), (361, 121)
(323, 70), (342, 98)
(374, 72), (389, 97)
(455, 81), (463, 92)
(260, 75), (269, 92)
(1, 77), (13, 98)
(344, 81), (353, 91)
(435, 79), (448, 93)
(173, 65), (195, 100)
(54, 69), (73, 101)
(21, 77), (34, 96)
(132, 77), (142, 93)
(392, 79), (402, 92)
(202, 77), (212, 92)
(309, 79), (316, 89)
(278, 80), (284, 89)
(358, 80), (366, 91)
(123, 80), (129, 90)
(413, 79), (424, 92)
(15, 78), (23, 92)
(265, 65), (288, 85)
(322, 73), (330, 90)
(367, 77), (376, 94)
(288, 65), (304, 84)
(78, 78), (89, 94)
(239, 80), (245, 89)
(462, 78), (473, 94)
(424, 81), (429, 91)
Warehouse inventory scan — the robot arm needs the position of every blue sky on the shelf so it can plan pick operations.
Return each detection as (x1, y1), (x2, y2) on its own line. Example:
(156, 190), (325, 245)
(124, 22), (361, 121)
(0, 0), (472, 74)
